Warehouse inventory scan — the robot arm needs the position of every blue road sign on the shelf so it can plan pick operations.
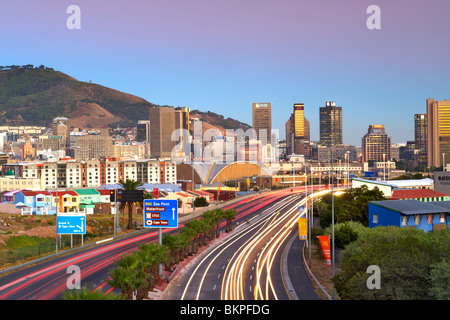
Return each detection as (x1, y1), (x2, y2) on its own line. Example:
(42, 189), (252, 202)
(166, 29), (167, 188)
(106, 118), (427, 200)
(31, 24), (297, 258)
(143, 199), (178, 229)
(57, 214), (86, 235)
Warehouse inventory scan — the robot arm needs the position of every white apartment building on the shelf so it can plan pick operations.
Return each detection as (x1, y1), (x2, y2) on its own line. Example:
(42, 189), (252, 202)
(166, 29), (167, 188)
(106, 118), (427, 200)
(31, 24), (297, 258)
(2, 158), (177, 190)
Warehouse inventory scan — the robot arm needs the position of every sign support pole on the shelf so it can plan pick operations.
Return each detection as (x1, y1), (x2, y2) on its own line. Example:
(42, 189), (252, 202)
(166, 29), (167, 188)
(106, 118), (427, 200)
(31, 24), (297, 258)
(159, 228), (164, 278)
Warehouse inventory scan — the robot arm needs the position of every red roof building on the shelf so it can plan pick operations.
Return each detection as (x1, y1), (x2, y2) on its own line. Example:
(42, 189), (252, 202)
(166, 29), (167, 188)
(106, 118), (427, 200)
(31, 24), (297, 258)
(390, 189), (450, 202)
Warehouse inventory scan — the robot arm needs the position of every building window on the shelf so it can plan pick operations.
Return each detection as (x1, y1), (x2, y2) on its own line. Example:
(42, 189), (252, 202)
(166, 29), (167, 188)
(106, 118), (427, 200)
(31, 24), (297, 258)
(402, 216), (407, 226)
(428, 215), (432, 224)
(372, 214), (378, 224)
(440, 214), (445, 223)
(415, 215), (421, 225)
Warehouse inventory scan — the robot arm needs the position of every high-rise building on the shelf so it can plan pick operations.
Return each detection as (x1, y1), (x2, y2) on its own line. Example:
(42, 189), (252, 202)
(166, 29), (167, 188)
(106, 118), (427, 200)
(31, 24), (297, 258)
(136, 120), (150, 143)
(414, 114), (427, 150)
(52, 117), (70, 149)
(320, 101), (342, 146)
(361, 124), (391, 162)
(149, 106), (176, 158)
(175, 107), (190, 132)
(252, 103), (272, 144)
(285, 103), (310, 156)
(293, 103), (305, 140)
(426, 98), (450, 168)
(174, 107), (190, 158)
(285, 117), (293, 155)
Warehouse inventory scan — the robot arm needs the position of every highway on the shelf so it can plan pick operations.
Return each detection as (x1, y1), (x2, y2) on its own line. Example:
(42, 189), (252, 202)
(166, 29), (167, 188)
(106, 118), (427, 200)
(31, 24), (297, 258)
(163, 190), (323, 300)
(0, 189), (303, 300)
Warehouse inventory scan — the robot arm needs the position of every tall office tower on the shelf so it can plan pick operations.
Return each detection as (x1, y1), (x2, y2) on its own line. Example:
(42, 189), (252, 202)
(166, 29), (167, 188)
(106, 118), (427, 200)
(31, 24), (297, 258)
(149, 106), (176, 158)
(136, 120), (150, 142)
(174, 107), (190, 158)
(285, 103), (310, 155)
(319, 101), (343, 146)
(285, 116), (293, 155)
(427, 98), (450, 168)
(361, 124), (391, 162)
(414, 114), (427, 150)
(175, 107), (190, 132)
(293, 103), (305, 140)
(52, 117), (70, 148)
(252, 103), (272, 144)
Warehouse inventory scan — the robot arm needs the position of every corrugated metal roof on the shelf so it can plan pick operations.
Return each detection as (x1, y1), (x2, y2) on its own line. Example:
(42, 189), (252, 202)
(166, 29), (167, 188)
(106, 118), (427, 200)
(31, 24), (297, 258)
(371, 199), (450, 215)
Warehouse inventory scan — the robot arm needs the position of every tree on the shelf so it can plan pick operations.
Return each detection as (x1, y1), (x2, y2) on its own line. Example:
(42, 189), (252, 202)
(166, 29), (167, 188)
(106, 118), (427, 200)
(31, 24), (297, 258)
(194, 196), (209, 207)
(63, 284), (125, 300)
(137, 243), (171, 297)
(118, 179), (144, 230)
(107, 254), (146, 300)
(223, 209), (237, 233)
(333, 227), (449, 300)
(318, 186), (386, 228)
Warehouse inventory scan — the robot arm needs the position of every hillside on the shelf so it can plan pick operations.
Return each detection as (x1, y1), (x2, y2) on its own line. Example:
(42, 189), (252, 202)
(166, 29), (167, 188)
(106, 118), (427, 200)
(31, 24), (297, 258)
(0, 65), (251, 131)
(189, 109), (251, 134)
(0, 65), (155, 128)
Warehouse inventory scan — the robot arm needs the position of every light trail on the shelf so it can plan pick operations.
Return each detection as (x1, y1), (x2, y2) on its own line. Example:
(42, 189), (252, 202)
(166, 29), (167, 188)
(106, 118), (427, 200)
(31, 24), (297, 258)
(180, 194), (300, 300)
(222, 196), (305, 300)
(222, 188), (332, 300)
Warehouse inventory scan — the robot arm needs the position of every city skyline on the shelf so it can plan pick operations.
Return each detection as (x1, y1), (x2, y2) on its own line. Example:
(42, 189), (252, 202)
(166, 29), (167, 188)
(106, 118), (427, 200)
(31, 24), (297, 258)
(1, 1), (450, 146)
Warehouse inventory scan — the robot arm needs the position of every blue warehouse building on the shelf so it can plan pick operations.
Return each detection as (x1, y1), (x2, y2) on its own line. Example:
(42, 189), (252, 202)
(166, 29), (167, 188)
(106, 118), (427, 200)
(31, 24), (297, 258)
(369, 199), (450, 232)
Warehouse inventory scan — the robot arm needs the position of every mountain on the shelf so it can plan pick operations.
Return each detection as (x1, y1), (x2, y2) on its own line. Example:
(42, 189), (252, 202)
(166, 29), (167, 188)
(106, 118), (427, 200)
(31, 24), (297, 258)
(0, 65), (157, 128)
(0, 65), (251, 132)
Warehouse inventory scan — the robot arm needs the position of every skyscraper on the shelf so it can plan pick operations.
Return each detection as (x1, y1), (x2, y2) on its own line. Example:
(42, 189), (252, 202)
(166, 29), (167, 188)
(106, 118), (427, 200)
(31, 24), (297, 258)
(136, 120), (150, 143)
(414, 114), (427, 150)
(361, 124), (391, 162)
(252, 103), (272, 144)
(149, 107), (176, 158)
(427, 98), (450, 167)
(293, 103), (305, 140)
(285, 103), (311, 156)
(175, 107), (190, 158)
(175, 107), (190, 133)
(319, 101), (342, 146)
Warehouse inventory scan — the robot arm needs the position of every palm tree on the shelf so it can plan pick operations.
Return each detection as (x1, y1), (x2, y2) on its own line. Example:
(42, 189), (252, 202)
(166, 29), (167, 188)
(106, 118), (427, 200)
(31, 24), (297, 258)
(223, 209), (237, 233)
(107, 262), (145, 300)
(162, 233), (179, 271)
(118, 179), (144, 230)
(183, 220), (202, 253)
(63, 284), (125, 300)
(202, 209), (224, 239)
(137, 243), (171, 294)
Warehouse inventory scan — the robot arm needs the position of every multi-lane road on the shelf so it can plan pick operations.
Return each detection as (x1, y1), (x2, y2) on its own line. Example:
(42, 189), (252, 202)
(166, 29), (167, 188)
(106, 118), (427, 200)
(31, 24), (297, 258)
(0, 188), (321, 300)
(164, 191), (320, 300)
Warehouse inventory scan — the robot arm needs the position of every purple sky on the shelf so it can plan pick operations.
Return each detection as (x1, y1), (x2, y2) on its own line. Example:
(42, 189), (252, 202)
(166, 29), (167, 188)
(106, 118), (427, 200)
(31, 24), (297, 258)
(1, 0), (450, 145)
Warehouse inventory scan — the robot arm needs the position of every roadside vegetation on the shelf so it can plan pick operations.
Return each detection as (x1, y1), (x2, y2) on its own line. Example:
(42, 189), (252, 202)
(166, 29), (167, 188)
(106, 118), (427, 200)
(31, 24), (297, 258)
(310, 186), (450, 300)
(61, 207), (237, 300)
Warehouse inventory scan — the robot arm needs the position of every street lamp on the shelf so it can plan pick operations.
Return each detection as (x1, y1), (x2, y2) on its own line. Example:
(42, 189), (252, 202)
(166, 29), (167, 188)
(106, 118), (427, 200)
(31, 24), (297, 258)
(345, 151), (350, 189)
(331, 146), (335, 300)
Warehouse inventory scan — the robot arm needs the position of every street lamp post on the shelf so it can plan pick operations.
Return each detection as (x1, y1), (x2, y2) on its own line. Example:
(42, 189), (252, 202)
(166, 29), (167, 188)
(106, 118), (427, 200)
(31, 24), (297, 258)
(443, 153), (446, 171)
(346, 151), (350, 189)
(382, 153), (386, 181)
(331, 146), (335, 300)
